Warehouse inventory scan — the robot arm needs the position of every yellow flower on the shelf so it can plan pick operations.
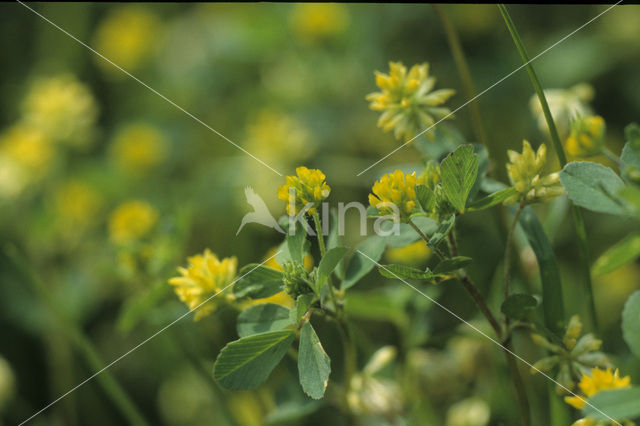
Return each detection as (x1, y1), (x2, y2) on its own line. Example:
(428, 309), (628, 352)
(530, 83), (594, 137)
(93, 7), (160, 72)
(504, 141), (564, 205)
(566, 115), (606, 158)
(290, 3), (349, 40)
(110, 123), (167, 174)
(169, 249), (237, 321)
(108, 200), (158, 245)
(386, 241), (431, 265)
(245, 110), (312, 163)
(22, 75), (98, 147)
(565, 368), (631, 410)
(277, 167), (330, 215)
(366, 61), (455, 141)
(52, 180), (103, 229)
(369, 170), (421, 221)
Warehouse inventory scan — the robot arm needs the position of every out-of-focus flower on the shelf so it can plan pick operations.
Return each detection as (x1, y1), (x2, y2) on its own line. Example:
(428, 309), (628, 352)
(245, 110), (312, 164)
(52, 180), (103, 230)
(565, 368), (631, 410)
(227, 391), (265, 426)
(504, 141), (564, 205)
(93, 7), (161, 72)
(531, 315), (611, 394)
(22, 75), (98, 147)
(0, 124), (54, 198)
(109, 200), (158, 245)
(0, 356), (15, 412)
(110, 123), (167, 174)
(529, 83), (594, 137)
(277, 167), (330, 215)
(386, 241), (431, 265)
(566, 115), (606, 158)
(347, 346), (403, 417)
(169, 249), (237, 321)
(290, 3), (349, 40)
(446, 397), (490, 426)
(369, 170), (421, 221)
(366, 61), (455, 141)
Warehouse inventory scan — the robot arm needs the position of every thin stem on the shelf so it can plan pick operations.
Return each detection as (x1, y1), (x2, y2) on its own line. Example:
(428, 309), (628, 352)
(498, 4), (598, 333)
(503, 337), (532, 426)
(433, 4), (488, 147)
(312, 211), (326, 257)
(408, 219), (446, 260)
(504, 203), (525, 300)
(601, 147), (623, 167)
(5, 245), (148, 426)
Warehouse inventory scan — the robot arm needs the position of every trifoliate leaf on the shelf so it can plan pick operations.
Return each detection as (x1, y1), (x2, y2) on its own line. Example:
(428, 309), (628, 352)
(237, 304), (294, 338)
(559, 162), (627, 216)
(440, 144), (479, 212)
(298, 322), (331, 399)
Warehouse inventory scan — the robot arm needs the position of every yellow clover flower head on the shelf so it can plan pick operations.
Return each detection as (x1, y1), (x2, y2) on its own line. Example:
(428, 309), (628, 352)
(369, 170), (421, 221)
(110, 123), (167, 174)
(504, 140), (564, 205)
(108, 200), (159, 245)
(22, 74), (98, 148)
(565, 368), (631, 410)
(366, 61), (455, 141)
(566, 115), (606, 158)
(277, 166), (330, 215)
(169, 249), (237, 321)
(290, 3), (349, 41)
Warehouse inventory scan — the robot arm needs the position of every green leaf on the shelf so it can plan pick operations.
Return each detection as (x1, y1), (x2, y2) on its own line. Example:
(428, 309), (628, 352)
(233, 264), (283, 299)
(518, 206), (565, 335)
(621, 123), (640, 182)
(298, 322), (331, 399)
(416, 184), (436, 213)
(559, 162), (627, 216)
(293, 293), (314, 323)
(622, 291), (640, 359)
(433, 256), (472, 274)
(341, 236), (386, 290)
(468, 187), (518, 211)
(428, 214), (455, 249)
(440, 144), (479, 212)
(501, 293), (538, 321)
(592, 233), (640, 276)
(378, 264), (435, 281)
(583, 387), (640, 421)
(287, 224), (309, 264)
(316, 247), (348, 291)
(237, 304), (294, 338)
(214, 330), (295, 390)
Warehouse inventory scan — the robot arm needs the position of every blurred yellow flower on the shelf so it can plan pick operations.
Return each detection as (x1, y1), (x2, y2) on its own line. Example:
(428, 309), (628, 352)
(369, 170), (421, 221)
(566, 115), (606, 158)
(110, 123), (167, 174)
(367, 61), (455, 141)
(245, 110), (312, 163)
(53, 180), (103, 229)
(565, 368), (631, 410)
(386, 241), (431, 265)
(446, 397), (490, 426)
(277, 167), (330, 215)
(529, 83), (594, 137)
(168, 249), (237, 321)
(109, 200), (158, 245)
(22, 74), (98, 147)
(0, 124), (54, 198)
(290, 3), (349, 40)
(93, 7), (161, 72)
(504, 141), (564, 205)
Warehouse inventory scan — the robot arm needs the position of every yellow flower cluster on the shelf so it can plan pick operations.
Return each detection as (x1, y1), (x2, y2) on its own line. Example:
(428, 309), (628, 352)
(169, 249), (237, 321)
(366, 62), (455, 141)
(93, 7), (161, 72)
(566, 115), (606, 158)
(22, 74), (98, 147)
(277, 167), (330, 215)
(110, 123), (167, 174)
(369, 170), (421, 221)
(504, 141), (564, 205)
(565, 368), (631, 410)
(530, 83), (594, 137)
(108, 200), (159, 245)
(290, 3), (349, 40)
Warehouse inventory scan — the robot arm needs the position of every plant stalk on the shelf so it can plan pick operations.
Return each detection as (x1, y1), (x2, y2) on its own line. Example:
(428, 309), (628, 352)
(504, 203), (525, 300)
(497, 4), (598, 333)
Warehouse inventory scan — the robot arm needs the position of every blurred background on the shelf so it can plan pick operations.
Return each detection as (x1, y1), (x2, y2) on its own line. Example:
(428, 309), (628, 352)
(0, 3), (639, 425)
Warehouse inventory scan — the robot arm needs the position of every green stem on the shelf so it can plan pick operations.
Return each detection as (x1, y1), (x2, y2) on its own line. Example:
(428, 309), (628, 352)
(602, 146), (623, 167)
(498, 4), (598, 333)
(408, 219), (446, 260)
(504, 203), (525, 300)
(312, 212), (326, 257)
(433, 4), (489, 147)
(5, 245), (148, 426)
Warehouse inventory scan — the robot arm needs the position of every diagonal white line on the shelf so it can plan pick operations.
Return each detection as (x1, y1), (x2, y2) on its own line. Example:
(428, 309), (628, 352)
(356, 2), (622, 177)
(16, 0), (283, 177)
(356, 249), (622, 425)
(19, 251), (282, 425)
